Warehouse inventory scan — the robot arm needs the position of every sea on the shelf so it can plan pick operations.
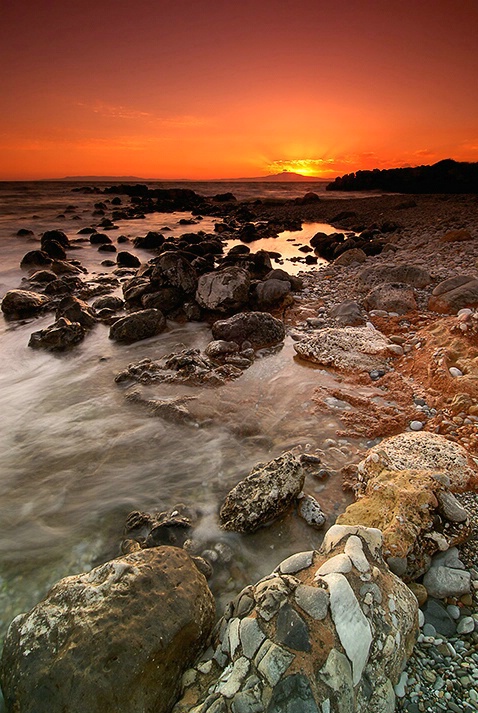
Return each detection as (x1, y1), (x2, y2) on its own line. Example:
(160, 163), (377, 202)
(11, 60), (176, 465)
(0, 180), (371, 653)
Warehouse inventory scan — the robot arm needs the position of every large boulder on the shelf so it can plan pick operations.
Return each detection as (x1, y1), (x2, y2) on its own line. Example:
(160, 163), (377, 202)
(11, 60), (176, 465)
(254, 278), (292, 308)
(212, 311), (285, 348)
(1, 289), (50, 319)
(56, 295), (97, 328)
(152, 251), (198, 294)
(109, 308), (166, 343)
(196, 267), (250, 312)
(358, 265), (431, 289)
(173, 525), (418, 713)
(20, 250), (52, 269)
(29, 317), (86, 351)
(41, 229), (70, 248)
(0, 547), (215, 713)
(293, 325), (390, 372)
(220, 451), (305, 532)
(364, 282), (417, 314)
(428, 275), (478, 313)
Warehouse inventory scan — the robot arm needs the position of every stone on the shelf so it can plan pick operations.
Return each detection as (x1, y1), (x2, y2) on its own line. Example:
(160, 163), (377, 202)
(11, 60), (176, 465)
(364, 282), (417, 315)
(173, 527), (418, 713)
(56, 295), (96, 328)
(254, 279), (291, 308)
(344, 536), (370, 573)
(319, 572), (372, 685)
(456, 616), (475, 634)
(423, 565), (471, 599)
(212, 312), (285, 349)
(275, 605), (310, 652)
(322, 524), (383, 558)
(29, 317), (86, 351)
(220, 452), (304, 533)
(333, 248), (367, 267)
(0, 547), (215, 713)
(297, 494), (326, 528)
(421, 598), (457, 637)
(152, 251), (198, 294)
(20, 249), (52, 268)
(440, 229), (472, 242)
(315, 554), (352, 576)
(109, 308), (166, 344)
(428, 276), (478, 314)
(1, 289), (50, 319)
(196, 267), (250, 311)
(117, 250), (141, 268)
(356, 431), (478, 492)
(329, 300), (365, 326)
(92, 295), (124, 311)
(278, 551), (314, 575)
(436, 491), (469, 522)
(294, 585), (329, 620)
(358, 264), (431, 288)
(293, 325), (390, 373)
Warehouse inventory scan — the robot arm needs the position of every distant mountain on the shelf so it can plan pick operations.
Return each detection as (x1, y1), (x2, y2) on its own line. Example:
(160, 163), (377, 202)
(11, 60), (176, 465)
(326, 159), (478, 193)
(59, 171), (326, 183)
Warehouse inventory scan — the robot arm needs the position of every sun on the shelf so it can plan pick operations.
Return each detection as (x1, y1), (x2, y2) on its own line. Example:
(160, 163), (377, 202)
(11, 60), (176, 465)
(265, 159), (332, 177)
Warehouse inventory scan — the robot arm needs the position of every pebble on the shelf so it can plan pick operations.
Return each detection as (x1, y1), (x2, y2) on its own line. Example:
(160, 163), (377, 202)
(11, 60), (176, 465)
(449, 367), (463, 377)
(410, 420), (424, 431)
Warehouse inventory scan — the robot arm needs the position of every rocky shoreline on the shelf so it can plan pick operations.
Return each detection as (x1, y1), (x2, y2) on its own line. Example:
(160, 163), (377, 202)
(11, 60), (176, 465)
(1, 188), (478, 711)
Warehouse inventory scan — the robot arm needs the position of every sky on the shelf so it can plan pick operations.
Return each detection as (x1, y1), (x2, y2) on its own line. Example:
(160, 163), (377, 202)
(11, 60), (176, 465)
(0, 0), (477, 180)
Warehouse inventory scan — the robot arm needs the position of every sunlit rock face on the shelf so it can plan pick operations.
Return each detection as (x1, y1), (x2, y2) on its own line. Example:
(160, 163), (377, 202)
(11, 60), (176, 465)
(0, 547), (215, 713)
(173, 525), (418, 713)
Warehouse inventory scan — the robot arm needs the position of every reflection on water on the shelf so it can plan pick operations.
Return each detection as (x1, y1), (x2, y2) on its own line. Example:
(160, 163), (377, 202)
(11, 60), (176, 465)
(0, 182), (366, 641)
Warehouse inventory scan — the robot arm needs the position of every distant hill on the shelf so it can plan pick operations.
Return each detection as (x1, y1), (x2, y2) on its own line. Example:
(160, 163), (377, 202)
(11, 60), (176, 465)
(326, 159), (478, 193)
(59, 171), (325, 183)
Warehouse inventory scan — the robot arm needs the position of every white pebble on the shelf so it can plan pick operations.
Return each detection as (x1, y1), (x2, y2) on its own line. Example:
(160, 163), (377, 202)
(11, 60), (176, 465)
(410, 420), (424, 431)
(449, 367), (463, 377)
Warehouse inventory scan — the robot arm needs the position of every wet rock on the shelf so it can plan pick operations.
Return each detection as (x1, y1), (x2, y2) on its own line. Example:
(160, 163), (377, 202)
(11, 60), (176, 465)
(1, 289), (50, 319)
(152, 251), (198, 294)
(92, 295), (124, 311)
(364, 282), (417, 315)
(41, 229), (70, 248)
(28, 317), (86, 351)
(196, 267), (250, 312)
(264, 269), (303, 291)
(20, 250), (52, 269)
(254, 278), (292, 309)
(421, 598), (457, 636)
(428, 275), (478, 313)
(219, 451), (304, 533)
(89, 232), (112, 244)
(174, 525), (418, 713)
(293, 325), (390, 372)
(56, 295), (97, 328)
(109, 308), (166, 343)
(117, 250), (141, 268)
(0, 547), (215, 713)
(133, 231), (165, 250)
(41, 239), (67, 260)
(212, 312), (285, 348)
(205, 340), (241, 361)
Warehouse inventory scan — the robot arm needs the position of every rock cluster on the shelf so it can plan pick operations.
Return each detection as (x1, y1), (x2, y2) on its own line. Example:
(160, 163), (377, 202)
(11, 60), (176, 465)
(173, 525), (418, 713)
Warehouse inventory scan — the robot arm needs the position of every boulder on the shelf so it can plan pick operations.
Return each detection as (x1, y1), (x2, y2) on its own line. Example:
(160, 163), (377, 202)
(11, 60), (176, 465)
(29, 269), (57, 284)
(173, 525), (418, 713)
(41, 240), (67, 260)
(364, 282), (417, 314)
(1, 289), (50, 319)
(293, 325), (390, 372)
(220, 451), (305, 532)
(141, 287), (184, 313)
(152, 251), (198, 294)
(329, 301), (366, 326)
(333, 248), (367, 266)
(117, 250), (141, 268)
(358, 265), (431, 289)
(56, 295), (97, 328)
(28, 317), (86, 351)
(41, 229), (70, 248)
(89, 233), (112, 245)
(196, 267), (250, 311)
(428, 276), (478, 313)
(355, 431), (478, 492)
(133, 232), (165, 250)
(92, 295), (124, 311)
(264, 269), (303, 291)
(20, 250), (52, 269)
(0, 547), (215, 713)
(254, 278), (292, 308)
(212, 311), (286, 348)
(109, 308), (166, 343)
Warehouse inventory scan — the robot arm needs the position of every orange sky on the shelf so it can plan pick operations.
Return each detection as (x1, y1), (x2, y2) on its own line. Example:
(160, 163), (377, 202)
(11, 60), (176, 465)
(1, 0), (477, 179)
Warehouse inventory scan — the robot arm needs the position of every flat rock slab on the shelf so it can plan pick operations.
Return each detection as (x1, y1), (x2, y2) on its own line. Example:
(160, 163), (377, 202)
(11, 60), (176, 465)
(294, 325), (390, 373)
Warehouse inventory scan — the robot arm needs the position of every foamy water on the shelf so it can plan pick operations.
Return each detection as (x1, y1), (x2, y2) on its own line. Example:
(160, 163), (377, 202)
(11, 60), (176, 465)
(0, 181), (366, 640)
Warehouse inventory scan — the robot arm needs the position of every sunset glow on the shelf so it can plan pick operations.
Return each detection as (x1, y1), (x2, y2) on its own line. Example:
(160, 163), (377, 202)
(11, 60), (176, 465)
(0, 0), (477, 180)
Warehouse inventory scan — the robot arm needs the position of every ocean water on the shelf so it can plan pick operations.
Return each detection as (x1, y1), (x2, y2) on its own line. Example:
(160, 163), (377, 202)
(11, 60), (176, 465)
(0, 181), (366, 643)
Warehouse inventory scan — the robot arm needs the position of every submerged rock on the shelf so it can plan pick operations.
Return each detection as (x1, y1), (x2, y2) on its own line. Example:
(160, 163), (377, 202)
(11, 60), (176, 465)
(109, 308), (166, 343)
(1, 289), (50, 319)
(0, 547), (215, 713)
(173, 525), (418, 713)
(219, 451), (304, 532)
(29, 317), (86, 351)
